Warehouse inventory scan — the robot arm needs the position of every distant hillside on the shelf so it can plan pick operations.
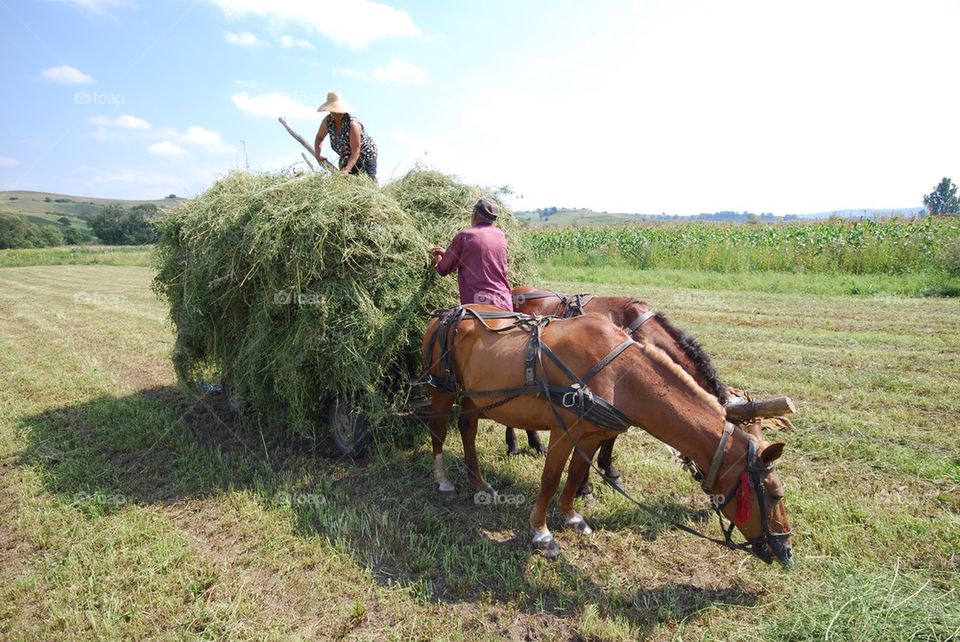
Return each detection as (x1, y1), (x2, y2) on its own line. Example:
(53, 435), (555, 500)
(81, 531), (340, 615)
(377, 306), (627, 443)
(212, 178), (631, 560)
(516, 206), (925, 225)
(0, 190), (187, 230)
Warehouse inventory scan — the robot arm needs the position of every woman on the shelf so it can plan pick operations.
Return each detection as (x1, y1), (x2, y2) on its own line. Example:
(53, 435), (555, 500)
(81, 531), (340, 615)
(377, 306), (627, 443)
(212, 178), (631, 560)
(314, 91), (378, 180)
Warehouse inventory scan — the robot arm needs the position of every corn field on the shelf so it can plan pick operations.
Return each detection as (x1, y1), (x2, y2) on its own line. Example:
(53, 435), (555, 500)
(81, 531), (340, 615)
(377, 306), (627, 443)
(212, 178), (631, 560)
(524, 216), (960, 275)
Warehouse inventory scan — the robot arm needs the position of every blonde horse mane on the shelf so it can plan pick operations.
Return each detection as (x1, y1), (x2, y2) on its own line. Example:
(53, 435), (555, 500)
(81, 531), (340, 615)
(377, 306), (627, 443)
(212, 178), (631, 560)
(639, 339), (726, 416)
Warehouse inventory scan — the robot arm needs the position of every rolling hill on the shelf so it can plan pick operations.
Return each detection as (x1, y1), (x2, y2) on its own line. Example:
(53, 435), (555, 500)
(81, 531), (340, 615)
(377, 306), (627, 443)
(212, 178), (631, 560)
(0, 190), (187, 230)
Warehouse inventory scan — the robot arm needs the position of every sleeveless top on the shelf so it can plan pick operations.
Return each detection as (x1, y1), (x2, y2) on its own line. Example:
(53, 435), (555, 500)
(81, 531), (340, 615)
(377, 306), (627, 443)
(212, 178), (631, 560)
(325, 114), (377, 168)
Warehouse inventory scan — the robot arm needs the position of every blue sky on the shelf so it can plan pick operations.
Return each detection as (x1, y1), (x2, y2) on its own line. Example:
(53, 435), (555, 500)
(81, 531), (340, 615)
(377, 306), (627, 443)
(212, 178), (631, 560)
(1, 0), (958, 214)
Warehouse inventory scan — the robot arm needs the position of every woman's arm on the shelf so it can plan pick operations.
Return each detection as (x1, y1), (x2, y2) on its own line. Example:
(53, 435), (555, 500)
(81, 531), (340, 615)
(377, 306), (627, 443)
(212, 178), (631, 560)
(342, 120), (363, 173)
(314, 119), (328, 162)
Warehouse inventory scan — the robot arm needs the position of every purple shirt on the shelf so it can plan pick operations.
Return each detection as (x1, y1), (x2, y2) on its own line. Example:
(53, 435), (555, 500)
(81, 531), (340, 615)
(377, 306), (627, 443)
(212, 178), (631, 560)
(435, 222), (513, 311)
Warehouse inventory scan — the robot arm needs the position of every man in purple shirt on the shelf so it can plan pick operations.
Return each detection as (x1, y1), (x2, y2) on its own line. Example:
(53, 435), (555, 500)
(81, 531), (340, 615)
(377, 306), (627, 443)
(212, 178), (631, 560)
(430, 197), (513, 311)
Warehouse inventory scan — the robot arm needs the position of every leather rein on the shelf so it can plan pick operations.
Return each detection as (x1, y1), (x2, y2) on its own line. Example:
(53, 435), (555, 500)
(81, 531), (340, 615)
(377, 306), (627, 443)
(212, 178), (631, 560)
(424, 304), (790, 560)
(512, 289), (595, 318)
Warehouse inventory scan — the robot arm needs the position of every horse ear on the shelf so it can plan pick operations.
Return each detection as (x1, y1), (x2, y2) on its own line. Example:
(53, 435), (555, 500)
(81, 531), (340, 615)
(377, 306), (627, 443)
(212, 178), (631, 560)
(760, 442), (785, 464)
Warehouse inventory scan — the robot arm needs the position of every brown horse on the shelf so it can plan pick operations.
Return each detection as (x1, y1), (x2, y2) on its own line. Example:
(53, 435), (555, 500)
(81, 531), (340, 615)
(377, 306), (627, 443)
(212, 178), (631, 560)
(509, 286), (728, 492)
(423, 305), (793, 565)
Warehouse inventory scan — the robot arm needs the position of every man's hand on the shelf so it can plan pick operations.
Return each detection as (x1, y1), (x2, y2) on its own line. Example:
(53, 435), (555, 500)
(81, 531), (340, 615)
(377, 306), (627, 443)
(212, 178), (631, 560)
(430, 246), (445, 266)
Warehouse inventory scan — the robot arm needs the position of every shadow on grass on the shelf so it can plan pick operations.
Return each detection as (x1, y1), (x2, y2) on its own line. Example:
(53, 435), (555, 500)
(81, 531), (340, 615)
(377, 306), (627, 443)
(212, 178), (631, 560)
(17, 386), (758, 634)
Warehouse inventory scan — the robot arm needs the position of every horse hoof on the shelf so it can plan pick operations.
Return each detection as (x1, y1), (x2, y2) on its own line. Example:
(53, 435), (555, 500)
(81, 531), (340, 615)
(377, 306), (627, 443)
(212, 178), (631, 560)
(533, 534), (560, 558)
(437, 484), (456, 497)
(580, 493), (597, 509)
(564, 514), (593, 535)
(535, 446), (548, 456)
(507, 448), (521, 457)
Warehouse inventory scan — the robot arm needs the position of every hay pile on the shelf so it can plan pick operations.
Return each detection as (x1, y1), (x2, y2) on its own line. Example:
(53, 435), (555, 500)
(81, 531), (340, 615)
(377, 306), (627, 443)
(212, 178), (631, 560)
(153, 169), (535, 438)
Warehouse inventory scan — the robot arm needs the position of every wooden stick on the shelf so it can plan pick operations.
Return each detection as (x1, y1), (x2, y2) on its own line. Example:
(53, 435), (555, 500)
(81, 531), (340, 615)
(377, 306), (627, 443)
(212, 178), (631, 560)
(278, 117), (338, 173)
(300, 152), (316, 172)
(725, 396), (797, 423)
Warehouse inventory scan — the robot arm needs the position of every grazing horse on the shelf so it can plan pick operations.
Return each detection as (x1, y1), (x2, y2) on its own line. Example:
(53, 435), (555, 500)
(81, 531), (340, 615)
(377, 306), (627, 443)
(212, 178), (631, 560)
(509, 286), (727, 493)
(423, 305), (793, 565)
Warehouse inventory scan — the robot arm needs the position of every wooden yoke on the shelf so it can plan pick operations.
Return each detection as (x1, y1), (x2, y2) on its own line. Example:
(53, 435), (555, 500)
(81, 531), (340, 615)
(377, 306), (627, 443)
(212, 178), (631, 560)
(725, 396), (797, 423)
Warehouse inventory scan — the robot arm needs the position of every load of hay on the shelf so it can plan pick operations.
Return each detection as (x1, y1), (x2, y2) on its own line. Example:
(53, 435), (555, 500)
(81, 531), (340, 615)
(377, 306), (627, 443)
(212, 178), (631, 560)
(152, 169), (535, 439)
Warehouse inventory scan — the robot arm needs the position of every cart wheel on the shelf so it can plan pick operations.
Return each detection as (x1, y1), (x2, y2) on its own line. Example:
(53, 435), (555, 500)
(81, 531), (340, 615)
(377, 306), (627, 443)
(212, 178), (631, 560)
(328, 396), (370, 457)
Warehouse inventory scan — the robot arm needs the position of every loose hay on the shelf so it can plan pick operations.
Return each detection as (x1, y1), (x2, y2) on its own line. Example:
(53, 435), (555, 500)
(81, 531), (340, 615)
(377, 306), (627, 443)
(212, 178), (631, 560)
(153, 169), (535, 440)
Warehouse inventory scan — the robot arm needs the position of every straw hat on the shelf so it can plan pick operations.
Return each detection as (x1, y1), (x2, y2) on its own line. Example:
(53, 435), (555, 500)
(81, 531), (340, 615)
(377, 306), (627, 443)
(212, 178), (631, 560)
(317, 91), (352, 113)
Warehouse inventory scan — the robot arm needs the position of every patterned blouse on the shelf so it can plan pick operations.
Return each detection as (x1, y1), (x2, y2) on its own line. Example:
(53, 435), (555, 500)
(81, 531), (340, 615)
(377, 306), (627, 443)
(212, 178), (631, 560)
(325, 113), (377, 174)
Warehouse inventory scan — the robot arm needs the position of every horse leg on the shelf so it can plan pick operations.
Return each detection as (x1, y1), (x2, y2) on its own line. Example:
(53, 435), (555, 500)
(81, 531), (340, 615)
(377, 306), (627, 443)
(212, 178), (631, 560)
(526, 430), (548, 455)
(429, 390), (456, 496)
(558, 434), (605, 536)
(596, 436), (624, 490)
(505, 426), (520, 456)
(529, 427), (576, 558)
(460, 406), (494, 497)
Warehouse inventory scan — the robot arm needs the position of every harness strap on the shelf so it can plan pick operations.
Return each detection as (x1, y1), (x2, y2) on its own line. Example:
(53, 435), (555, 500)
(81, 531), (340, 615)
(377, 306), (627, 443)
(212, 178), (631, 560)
(626, 309), (656, 334)
(701, 422), (735, 493)
(511, 289), (564, 303)
(580, 337), (636, 385)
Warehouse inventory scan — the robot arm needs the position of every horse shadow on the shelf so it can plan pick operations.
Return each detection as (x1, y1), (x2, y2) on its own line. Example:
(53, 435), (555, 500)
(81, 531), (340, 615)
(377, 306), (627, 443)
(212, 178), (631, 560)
(16, 386), (758, 636)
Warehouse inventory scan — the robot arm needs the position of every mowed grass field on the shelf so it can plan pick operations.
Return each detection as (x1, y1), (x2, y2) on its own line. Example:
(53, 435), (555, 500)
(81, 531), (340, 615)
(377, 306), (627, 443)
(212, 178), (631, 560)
(1, 255), (958, 640)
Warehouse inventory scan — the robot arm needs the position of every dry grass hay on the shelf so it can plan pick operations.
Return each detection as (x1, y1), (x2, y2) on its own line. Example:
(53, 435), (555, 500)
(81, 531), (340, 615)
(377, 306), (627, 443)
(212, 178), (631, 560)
(153, 169), (535, 440)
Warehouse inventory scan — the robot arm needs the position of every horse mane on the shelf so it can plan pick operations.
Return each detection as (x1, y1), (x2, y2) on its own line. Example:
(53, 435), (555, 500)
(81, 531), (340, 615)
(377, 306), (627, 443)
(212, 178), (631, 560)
(652, 311), (728, 404)
(638, 340), (726, 416)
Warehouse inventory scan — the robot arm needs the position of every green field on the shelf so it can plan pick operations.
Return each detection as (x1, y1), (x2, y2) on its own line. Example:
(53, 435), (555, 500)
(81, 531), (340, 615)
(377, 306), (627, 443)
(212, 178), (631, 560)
(527, 217), (960, 282)
(1, 249), (958, 639)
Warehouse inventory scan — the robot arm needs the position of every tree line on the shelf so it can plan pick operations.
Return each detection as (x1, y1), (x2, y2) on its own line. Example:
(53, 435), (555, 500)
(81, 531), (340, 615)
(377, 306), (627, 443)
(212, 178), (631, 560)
(0, 203), (159, 249)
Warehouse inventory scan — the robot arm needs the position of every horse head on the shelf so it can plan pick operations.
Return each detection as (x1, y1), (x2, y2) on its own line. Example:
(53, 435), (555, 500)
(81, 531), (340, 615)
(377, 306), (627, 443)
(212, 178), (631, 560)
(708, 429), (793, 565)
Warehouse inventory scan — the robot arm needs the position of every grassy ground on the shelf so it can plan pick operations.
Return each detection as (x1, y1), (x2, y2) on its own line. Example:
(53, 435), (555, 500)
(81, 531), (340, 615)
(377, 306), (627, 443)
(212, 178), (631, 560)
(0, 245), (153, 268)
(1, 264), (958, 640)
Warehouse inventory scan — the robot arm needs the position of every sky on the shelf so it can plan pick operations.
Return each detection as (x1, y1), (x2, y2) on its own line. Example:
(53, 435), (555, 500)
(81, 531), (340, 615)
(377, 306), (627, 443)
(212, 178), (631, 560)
(1, 0), (958, 215)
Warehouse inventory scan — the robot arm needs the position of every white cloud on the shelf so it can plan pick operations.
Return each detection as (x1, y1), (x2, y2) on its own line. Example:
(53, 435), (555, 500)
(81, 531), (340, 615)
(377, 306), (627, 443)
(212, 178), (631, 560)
(224, 31), (262, 46)
(148, 142), (190, 158)
(372, 59), (427, 84)
(232, 91), (316, 120)
(89, 114), (151, 130)
(0, 156), (18, 167)
(279, 34), (313, 49)
(181, 126), (235, 154)
(41, 65), (95, 85)
(206, 0), (420, 48)
(333, 67), (365, 79)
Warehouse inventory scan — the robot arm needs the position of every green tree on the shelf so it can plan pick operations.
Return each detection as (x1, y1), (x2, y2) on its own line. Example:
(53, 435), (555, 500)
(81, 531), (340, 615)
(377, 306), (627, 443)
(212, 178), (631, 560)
(0, 212), (63, 248)
(923, 177), (959, 215)
(57, 216), (72, 226)
(90, 204), (157, 245)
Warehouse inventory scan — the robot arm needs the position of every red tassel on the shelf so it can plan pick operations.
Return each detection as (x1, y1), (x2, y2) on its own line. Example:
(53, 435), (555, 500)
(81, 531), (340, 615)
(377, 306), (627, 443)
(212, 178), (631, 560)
(735, 471), (750, 524)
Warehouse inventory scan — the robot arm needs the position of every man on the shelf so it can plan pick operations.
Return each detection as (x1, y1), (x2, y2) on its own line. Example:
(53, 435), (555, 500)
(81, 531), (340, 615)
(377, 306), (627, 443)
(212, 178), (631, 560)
(430, 197), (513, 311)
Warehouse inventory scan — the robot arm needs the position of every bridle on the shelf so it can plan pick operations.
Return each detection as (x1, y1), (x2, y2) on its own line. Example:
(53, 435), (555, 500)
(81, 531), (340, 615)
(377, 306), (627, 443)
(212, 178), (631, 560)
(701, 423), (793, 559)
(424, 305), (792, 563)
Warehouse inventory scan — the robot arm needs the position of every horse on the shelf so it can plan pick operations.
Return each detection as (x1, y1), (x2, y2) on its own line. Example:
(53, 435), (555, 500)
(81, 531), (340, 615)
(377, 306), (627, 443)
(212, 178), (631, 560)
(422, 305), (793, 565)
(509, 286), (728, 493)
